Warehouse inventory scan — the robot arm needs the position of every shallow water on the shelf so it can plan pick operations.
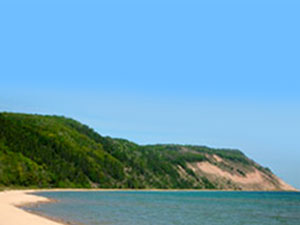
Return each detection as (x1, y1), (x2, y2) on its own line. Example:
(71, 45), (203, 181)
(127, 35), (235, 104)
(27, 191), (300, 225)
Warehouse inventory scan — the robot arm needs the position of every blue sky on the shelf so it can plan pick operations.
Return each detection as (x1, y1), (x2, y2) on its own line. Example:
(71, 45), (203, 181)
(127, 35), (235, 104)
(1, 1), (299, 188)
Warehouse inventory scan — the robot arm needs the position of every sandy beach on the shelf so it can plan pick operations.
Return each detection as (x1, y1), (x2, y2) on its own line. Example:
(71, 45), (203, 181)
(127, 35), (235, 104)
(1, 188), (298, 225)
(0, 188), (208, 225)
(0, 188), (200, 225)
(0, 190), (63, 225)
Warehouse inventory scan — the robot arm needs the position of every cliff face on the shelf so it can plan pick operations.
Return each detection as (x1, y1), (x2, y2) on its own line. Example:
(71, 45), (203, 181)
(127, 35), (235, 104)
(0, 112), (296, 191)
(185, 156), (296, 191)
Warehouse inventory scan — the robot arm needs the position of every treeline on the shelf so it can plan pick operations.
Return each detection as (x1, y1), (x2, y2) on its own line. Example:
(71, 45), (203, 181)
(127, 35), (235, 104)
(0, 112), (263, 189)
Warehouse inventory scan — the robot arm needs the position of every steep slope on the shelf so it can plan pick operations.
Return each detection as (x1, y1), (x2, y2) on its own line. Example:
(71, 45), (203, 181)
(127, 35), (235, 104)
(0, 112), (296, 191)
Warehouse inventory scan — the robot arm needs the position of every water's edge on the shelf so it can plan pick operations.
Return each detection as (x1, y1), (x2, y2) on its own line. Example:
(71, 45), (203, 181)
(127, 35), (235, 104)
(25, 190), (300, 225)
(21, 199), (81, 225)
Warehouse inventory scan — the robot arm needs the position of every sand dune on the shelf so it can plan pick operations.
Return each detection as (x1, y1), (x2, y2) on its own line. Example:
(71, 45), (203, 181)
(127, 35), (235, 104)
(188, 161), (297, 191)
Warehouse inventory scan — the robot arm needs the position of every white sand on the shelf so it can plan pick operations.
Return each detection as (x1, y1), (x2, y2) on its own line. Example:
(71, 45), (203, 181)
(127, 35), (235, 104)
(0, 190), (63, 225)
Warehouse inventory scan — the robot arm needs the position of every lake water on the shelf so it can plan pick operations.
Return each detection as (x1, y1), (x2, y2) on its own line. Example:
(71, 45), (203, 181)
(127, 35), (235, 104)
(26, 191), (300, 225)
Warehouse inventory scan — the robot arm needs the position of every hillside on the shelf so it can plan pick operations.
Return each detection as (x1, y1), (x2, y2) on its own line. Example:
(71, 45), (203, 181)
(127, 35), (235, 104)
(0, 112), (296, 191)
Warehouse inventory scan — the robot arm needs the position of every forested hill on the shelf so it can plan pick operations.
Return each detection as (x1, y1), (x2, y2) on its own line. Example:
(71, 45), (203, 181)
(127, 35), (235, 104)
(0, 112), (296, 191)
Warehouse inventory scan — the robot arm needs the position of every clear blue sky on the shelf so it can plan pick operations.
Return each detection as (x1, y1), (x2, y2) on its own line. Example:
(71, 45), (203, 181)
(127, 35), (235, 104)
(1, 0), (299, 188)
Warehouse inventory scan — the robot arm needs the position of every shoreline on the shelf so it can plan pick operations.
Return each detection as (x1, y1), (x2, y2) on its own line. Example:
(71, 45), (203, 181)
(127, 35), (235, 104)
(0, 188), (299, 225)
(10, 187), (300, 193)
(21, 208), (80, 225)
(0, 190), (64, 225)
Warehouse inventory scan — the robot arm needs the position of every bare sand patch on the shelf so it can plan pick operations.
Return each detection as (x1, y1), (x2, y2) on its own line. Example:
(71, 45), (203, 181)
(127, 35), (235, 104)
(188, 161), (297, 191)
(212, 154), (223, 162)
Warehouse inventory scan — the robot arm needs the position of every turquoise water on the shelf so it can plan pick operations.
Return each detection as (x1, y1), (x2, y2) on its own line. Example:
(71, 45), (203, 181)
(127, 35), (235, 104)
(27, 191), (300, 225)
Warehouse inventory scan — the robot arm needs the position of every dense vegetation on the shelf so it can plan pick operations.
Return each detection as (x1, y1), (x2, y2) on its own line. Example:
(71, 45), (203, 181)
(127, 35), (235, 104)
(0, 112), (272, 189)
